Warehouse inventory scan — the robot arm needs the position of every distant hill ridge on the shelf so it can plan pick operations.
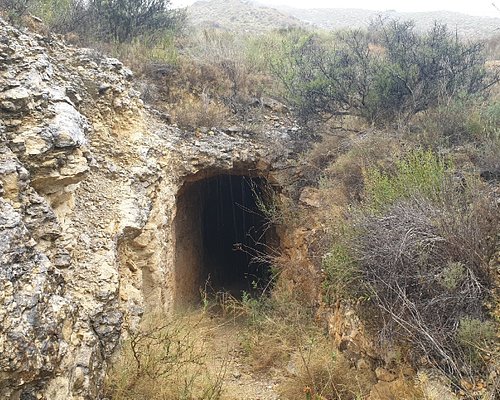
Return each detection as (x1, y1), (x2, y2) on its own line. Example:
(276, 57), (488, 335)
(188, 0), (500, 38)
(187, 0), (305, 33)
(277, 5), (500, 38)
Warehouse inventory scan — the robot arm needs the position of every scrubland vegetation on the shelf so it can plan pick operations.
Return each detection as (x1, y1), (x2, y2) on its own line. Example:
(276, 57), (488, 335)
(2, 1), (499, 398)
(104, 313), (226, 400)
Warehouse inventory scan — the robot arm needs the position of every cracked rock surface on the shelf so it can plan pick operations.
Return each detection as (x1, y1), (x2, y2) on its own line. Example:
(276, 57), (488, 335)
(0, 18), (296, 399)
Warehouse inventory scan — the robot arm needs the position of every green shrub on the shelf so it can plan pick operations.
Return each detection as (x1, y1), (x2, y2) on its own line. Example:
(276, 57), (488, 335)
(29, 0), (76, 30)
(479, 99), (500, 139)
(0, 0), (31, 22)
(420, 99), (481, 145)
(72, 0), (186, 43)
(322, 243), (360, 304)
(419, 98), (500, 146)
(319, 145), (499, 383)
(5, 0), (187, 44)
(457, 317), (497, 368)
(272, 20), (497, 125)
(353, 193), (497, 378)
(457, 317), (496, 347)
(438, 262), (466, 291)
(363, 150), (448, 212)
(347, 159), (499, 381)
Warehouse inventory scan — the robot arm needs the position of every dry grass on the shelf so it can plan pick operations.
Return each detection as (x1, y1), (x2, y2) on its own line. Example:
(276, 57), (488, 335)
(104, 312), (226, 400)
(172, 93), (233, 130)
(105, 29), (283, 127)
(207, 288), (378, 400)
(278, 339), (375, 400)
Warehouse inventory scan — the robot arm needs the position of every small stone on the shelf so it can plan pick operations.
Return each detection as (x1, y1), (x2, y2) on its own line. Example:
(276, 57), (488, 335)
(226, 125), (242, 134)
(98, 83), (112, 94)
(299, 187), (321, 208)
(232, 371), (241, 379)
(65, 87), (82, 105)
(53, 250), (72, 268)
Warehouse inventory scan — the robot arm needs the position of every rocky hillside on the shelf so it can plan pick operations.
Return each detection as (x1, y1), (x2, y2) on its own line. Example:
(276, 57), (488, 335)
(1, 4), (498, 399)
(188, 0), (500, 38)
(0, 17), (294, 399)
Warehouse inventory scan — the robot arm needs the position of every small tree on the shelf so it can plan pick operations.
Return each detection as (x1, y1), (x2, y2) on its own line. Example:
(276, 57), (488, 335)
(3, 0), (187, 43)
(274, 20), (499, 126)
(87, 0), (186, 42)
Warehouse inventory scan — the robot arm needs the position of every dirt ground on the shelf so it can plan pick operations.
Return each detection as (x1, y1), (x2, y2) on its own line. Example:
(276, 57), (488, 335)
(199, 314), (283, 400)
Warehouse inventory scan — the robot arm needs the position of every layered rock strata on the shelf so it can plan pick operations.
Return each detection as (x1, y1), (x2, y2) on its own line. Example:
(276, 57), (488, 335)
(0, 18), (293, 399)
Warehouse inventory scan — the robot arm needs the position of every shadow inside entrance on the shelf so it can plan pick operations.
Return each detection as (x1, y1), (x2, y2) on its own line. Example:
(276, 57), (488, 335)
(174, 174), (273, 306)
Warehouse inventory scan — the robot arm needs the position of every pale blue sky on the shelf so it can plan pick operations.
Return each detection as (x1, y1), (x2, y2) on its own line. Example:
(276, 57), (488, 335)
(171, 0), (500, 17)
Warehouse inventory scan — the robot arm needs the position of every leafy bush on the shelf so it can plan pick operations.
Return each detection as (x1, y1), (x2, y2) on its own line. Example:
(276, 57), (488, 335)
(3, 0), (186, 43)
(0, 0), (31, 22)
(456, 317), (497, 368)
(28, 0), (77, 31)
(86, 0), (186, 43)
(363, 150), (448, 212)
(273, 21), (498, 125)
(418, 98), (500, 146)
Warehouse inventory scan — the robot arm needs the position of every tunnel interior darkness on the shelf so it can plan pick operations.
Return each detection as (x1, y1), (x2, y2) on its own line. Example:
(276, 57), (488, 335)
(174, 174), (273, 305)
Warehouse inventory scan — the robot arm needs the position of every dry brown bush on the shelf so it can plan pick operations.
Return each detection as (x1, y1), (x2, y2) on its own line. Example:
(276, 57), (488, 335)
(352, 180), (498, 382)
(172, 93), (232, 130)
(478, 137), (500, 178)
(184, 30), (275, 104)
(278, 340), (375, 400)
(297, 132), (351, 187)
(132, 30), (277, 119)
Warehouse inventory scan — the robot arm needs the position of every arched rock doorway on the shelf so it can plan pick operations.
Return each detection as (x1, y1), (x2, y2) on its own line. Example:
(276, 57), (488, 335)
(173, 173), (274, 306)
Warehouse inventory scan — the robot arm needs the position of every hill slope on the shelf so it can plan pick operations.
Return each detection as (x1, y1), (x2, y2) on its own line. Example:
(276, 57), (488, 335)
(188, 0), (500, 38)
(187, 0), (305, 32)
(277, 6), (500, 38)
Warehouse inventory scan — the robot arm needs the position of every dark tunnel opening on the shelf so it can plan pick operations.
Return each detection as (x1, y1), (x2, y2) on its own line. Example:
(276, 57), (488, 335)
(174, 174), (275, 306)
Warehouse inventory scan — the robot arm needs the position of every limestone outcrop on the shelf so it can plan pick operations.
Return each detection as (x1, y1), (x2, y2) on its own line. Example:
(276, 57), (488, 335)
(0, 18), (293, 399)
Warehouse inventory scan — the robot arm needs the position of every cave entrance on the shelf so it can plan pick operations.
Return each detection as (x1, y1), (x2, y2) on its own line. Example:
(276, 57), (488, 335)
(174, 174), (274, 306)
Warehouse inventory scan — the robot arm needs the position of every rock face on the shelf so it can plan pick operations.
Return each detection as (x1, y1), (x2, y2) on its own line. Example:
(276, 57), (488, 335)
(0, 18), (294, 399)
